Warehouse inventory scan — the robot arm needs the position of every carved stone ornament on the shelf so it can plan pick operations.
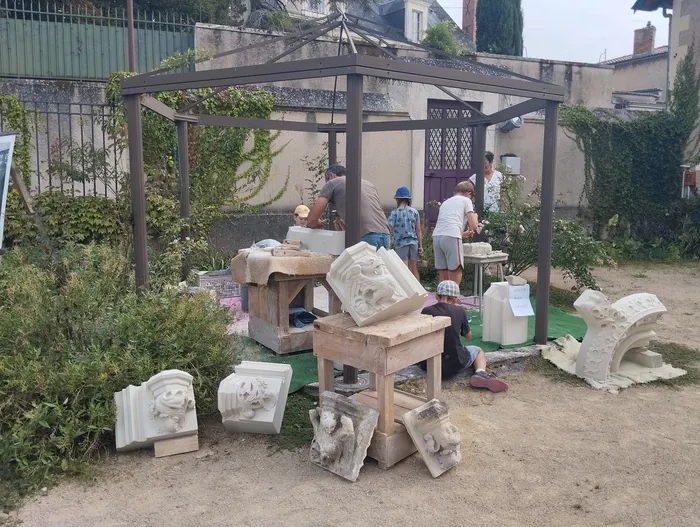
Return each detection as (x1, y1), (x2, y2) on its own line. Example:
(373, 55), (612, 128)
(115, 369), (198, 452)
(218, 362), (292, 434)
(327, 242), (428, 327)
(401, 399), (461, 478)
(309, 391), (379, 482)
(574, 290), (668, 382)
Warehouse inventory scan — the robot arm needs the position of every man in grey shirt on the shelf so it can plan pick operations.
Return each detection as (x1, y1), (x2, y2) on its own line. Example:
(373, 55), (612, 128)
(306, 165), (390, 249)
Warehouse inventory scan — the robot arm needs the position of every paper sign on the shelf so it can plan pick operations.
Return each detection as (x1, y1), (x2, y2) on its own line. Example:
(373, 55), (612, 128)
(509, 284), (534, 317)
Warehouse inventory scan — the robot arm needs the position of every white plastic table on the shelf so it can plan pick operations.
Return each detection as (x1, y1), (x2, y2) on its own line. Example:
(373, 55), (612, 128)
(463, 251), (509, 321)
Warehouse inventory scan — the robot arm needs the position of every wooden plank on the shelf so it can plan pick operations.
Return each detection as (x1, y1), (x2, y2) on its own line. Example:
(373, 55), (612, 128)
(315, 313), (450, 348)
(304, 279), (315, 312)
(153, 434), (199, 458)
(276, 281), (290, 332)
(312, 308), (329, 318)
(313, 331), (386, 373)
(385, 331), (444, 375)
(377, 374), (394, 436)
(369, 372), (377, 391)
(356, 390), (425, 415)
(250, 316), (314, 354)
(317, 357), (335, 393)
(366, 426), (417, 470)
(426, 355), (442, 401)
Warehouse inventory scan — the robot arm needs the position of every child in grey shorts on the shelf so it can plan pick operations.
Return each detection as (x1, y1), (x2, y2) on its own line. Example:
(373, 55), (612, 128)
(388, 186), (423, 281)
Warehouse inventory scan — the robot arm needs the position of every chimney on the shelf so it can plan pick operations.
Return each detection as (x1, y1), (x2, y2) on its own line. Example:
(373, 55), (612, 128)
(462, 0), (477, 42)
(633, 22), (656, 55)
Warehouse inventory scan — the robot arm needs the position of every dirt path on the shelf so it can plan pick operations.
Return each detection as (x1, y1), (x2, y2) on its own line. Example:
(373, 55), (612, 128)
(523, 262), (700, 348)
(17, 375), (700, 527)
(15, 263), (700, 527)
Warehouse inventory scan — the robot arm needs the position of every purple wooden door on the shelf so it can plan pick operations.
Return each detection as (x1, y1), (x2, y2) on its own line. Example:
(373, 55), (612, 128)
(424, 99), (481, 226)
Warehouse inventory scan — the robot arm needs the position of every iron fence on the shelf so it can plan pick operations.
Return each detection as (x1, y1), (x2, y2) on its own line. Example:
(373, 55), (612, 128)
(0, 99), (125, 196)
(0, 0), (195, 80)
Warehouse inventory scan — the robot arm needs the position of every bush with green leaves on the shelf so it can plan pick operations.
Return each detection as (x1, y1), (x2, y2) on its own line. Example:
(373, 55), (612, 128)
(421, 21), (474, 57)
(484, 167), (614, 290)
(0, 244), (237, 508)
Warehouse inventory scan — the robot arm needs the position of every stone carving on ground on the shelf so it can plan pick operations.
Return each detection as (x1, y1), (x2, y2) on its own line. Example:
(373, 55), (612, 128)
(115, 369), (198, 454)
(541, 291), (685, 393)
(574, 290), (669, 382)
(309, 391), (379, 482)
(218, 362), (292, 434)
(327, 242), (428, 327)
(401, 399), (461, 478)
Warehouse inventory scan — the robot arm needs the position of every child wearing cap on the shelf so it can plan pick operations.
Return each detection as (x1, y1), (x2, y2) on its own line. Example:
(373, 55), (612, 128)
(388, 186), (423, 280)
(293, 204), (310, 227)
(419, 280), (508, 392)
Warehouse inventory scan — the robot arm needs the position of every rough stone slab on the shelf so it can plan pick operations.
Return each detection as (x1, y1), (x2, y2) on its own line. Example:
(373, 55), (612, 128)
(401, 399), (461, 478)
(309, 391), (379, 482)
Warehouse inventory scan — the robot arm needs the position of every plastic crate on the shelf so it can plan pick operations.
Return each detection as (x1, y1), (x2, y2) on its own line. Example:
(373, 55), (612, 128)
(195, 270), (241, 299)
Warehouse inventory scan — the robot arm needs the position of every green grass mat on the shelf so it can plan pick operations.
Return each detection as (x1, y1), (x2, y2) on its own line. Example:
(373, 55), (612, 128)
(462, 297), (588, 352)
(242, 297), (587, 392)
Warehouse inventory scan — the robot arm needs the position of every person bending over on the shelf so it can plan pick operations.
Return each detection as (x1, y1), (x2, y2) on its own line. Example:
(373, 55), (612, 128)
(419, 280), (508, 393)
(432, 181), (479, 286)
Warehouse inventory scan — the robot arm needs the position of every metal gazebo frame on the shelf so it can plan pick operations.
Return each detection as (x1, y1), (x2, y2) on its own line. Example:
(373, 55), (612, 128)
(121, 13), (565, 362)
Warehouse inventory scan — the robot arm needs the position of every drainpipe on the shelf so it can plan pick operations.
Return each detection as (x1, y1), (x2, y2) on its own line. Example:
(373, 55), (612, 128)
(663, 7), (672, 102)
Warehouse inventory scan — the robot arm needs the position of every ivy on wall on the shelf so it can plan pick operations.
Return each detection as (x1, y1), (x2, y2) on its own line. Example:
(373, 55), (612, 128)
(560, 47), (700, 248)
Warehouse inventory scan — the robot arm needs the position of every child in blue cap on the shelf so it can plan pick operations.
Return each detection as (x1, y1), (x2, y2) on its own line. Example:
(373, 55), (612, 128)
(388, 186), (422, 280)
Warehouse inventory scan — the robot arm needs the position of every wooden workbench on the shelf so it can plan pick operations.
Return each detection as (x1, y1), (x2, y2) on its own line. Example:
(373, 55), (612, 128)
(248, 275), (341, 355)
(313, 313), (450, 469)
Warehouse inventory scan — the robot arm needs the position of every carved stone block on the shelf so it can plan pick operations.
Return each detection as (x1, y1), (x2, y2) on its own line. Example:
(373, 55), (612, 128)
(286, 226), (345, 255)
(218, 361), (292, 435)
(309, 391), (379, 482)
(574, 290), (668, 382)
(482, 278), (529, 346)
(115, 369), (198, 453)
(401, 399), (461, 478)
(327, 242), (428, 327)
(463, 242), (492, 256)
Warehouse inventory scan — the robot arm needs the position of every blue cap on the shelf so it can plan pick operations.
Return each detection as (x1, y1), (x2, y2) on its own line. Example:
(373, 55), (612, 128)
(394, 186), (412, 199)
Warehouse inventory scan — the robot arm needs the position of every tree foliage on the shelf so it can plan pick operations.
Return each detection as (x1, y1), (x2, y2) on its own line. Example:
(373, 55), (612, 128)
(476, 0), (524, 56)
(422, 21), (474, 56)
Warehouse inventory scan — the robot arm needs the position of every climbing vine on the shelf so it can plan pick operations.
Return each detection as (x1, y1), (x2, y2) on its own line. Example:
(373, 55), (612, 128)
(560, 47), (700, 250)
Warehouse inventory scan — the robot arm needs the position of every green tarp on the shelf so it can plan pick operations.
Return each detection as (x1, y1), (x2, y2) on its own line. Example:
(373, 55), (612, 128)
(244, 298), (587, 393)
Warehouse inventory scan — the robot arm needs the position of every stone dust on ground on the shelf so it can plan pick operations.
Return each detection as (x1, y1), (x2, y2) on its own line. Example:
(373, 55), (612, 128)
(16, 263), (700, 527)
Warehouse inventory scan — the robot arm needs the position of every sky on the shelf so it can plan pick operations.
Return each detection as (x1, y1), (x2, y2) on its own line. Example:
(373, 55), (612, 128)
(441, 0), (671, 63)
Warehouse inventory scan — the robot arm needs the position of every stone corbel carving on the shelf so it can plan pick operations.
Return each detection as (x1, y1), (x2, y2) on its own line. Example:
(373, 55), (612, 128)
(401, 399), (461, 478)
(218, 362), (292, 434)
(327, 242), (428, 327)
(574, 290), (668, 382)
(309, 391), (379, 482)
(115, 369), (198, 453)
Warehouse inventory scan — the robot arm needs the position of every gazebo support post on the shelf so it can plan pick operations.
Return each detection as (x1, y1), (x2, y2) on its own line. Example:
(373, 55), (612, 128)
(177, 120), (190, 236)
(535, 101), (560, 345)
(327, 131), (337, 165)
(126, 94), (149, 292)
(474, 123), (487, 236)
(343, 73), (363, 385)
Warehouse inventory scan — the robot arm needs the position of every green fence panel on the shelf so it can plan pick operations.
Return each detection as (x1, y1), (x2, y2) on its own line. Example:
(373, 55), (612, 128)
(0, 4), (194, 80)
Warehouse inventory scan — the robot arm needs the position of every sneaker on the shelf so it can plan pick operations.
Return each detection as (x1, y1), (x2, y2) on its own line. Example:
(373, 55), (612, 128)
(469, 371), (508, 393)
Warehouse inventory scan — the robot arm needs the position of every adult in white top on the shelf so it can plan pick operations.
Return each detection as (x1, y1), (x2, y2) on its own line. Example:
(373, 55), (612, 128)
(432, 181), (480, 286)
(469, 151), (503, 213)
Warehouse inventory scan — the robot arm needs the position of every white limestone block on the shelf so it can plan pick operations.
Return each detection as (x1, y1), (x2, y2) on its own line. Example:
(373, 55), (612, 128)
(115, 369), (198, 452)
(218, 362), (292, 434)
(309, 391), (379, 482)
(401, 399), (461, 478)
(326, 242), (428, 327)
(482, 281), (529, 346)
(574, 290), (668, 382)
(463, 242), (492, 256)
(286, 226), (345, 255)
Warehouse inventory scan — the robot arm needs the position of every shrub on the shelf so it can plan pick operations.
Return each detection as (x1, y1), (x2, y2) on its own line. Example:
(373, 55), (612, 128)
(484, 167), (614, 290)
(0, 244), (237, 508)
